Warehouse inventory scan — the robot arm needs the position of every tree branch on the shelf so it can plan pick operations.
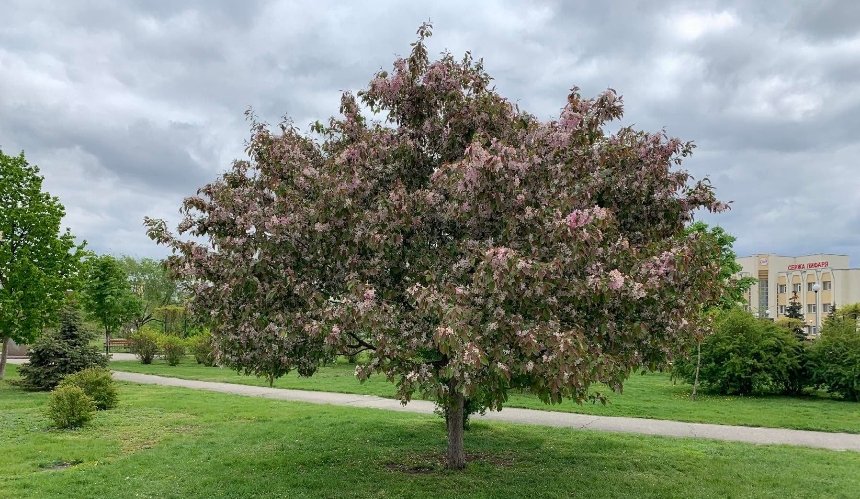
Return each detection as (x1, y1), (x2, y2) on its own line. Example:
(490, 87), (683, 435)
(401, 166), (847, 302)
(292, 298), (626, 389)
(347, 331), (376, 351)
(343, 345), (374, 355)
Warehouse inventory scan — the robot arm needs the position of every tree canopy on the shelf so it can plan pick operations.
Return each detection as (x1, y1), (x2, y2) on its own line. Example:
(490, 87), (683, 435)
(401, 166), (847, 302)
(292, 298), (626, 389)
(0, 149), (85, 378)
(147, 24), (727, 468)
(118, 256), (180, 329)
(685, 222), (755, 311)
(81, 255), (141, 351)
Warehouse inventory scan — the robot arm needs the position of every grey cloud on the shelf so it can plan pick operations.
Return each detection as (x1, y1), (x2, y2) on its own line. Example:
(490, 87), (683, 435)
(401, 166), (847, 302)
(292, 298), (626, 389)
(789, 0), (860, 41)
(1, 0), (859, 264)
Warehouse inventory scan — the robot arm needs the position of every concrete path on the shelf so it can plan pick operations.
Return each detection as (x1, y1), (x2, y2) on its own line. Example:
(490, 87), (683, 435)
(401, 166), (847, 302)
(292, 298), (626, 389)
(112, 371), (860, 453)
(6, 353), (136, 365)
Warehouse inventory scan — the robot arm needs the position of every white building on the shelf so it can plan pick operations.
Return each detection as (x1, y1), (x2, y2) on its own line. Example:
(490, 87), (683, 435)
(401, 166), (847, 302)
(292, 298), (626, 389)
(736, 254), (860, 335)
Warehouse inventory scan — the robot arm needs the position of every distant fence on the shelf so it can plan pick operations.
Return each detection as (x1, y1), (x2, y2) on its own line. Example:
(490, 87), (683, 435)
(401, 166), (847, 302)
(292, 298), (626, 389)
(7, 339), (29, 357)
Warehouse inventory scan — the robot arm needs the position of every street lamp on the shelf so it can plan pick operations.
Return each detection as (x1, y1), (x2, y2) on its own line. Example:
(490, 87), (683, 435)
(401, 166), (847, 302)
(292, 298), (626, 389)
(812, 282), (821, 335)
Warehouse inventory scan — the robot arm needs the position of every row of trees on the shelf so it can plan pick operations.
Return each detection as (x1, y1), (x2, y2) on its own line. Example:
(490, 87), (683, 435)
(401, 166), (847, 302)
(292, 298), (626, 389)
(82, 255), (187, 354)
(0, 148), (182, 379)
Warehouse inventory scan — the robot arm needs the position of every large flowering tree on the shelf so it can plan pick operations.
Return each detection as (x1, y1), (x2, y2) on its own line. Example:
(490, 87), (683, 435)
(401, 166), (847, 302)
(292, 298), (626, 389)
(146, 24), (726, 469)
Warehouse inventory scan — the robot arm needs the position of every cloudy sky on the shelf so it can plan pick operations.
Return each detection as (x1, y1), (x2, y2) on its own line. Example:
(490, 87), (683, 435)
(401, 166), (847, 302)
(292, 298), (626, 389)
(2, 0), (859, 263)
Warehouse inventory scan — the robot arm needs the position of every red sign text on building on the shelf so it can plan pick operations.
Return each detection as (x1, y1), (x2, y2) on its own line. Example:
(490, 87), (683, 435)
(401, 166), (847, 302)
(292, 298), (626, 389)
(787, 261), (829, 271)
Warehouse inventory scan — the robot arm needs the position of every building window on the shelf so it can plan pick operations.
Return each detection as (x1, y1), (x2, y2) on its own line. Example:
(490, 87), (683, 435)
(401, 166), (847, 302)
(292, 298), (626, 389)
(778, 284), (787, 294)
(758, 279), (768, 316)
(808, 304), (817, 313)
(823, 281), (832, 291)
(823, 303), (831, 313)
(779, 305), (786, 315)
(793, 283), (801, 293)
(807, 282), (816, 292)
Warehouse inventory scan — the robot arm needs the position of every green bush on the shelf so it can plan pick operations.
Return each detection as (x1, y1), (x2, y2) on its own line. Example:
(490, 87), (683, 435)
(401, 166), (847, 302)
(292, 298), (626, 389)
(18, 307), (107, 391)
(160, 335), (186, 366)
(189, 333), (217, 367)
(129, 330), (160, 364)
(685, 309), (805, 395)
(59, 367), (118, 410)
(809, 320), (860, 401)
(46, 385), (96, 429)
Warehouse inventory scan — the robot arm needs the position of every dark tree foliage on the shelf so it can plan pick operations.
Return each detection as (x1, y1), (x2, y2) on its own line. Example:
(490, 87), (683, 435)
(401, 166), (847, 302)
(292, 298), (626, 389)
(784, 292), (806, 341)
(17, 305), (106, 391)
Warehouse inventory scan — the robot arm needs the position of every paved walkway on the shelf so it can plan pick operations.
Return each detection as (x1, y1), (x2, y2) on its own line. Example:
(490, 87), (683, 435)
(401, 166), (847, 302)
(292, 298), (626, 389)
(111, 371), (860, 453)
(6, 353), (136, 365)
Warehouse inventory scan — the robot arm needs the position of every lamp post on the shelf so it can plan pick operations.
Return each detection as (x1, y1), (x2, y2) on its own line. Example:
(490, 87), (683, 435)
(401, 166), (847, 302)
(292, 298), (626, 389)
(812, 282), (821, 335)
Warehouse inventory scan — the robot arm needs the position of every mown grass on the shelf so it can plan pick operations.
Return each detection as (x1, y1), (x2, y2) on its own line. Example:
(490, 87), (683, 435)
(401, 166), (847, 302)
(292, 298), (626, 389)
(110, 358), (860, 434)
(3, 364), (860, 498)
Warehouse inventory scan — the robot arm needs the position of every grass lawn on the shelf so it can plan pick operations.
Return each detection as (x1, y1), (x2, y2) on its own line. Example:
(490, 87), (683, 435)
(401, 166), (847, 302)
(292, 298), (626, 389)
(109, 358), (860, 434)
(3, 364), (859, 498)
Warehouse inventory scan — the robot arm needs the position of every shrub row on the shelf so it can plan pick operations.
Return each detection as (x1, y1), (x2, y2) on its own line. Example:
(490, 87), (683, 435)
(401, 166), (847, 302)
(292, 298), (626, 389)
(128, 329), (216, 366)
(677, 309), (860, 400)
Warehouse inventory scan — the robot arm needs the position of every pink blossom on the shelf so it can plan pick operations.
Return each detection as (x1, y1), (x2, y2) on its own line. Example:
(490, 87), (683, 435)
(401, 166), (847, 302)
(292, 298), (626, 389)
(435, 326), (454, 341)
(464, 164), (479, 186)
(566, 209), (593, 229)
(485, 247), (513, 268)
(462, 343), (482, 368)
(326, 325), (342, 345)
(608, 269), (625, 290)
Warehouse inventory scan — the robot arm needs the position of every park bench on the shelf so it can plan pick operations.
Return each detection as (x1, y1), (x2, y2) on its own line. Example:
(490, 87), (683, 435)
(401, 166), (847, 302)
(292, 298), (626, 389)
(106, 338), (131, 352)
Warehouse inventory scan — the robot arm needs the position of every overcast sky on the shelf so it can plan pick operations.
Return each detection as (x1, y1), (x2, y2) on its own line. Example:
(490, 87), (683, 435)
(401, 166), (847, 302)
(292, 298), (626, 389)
(2, 1), (859, 264)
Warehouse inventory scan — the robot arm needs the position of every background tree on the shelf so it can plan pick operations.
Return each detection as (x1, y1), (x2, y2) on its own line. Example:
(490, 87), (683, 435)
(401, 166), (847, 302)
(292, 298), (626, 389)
(81, 255), (141, 354)
(0, 149), (85, 379)
(685, 223), (755, 310)
(679, 223), (755, 398)
(826, 302), (860, 328)
(808, 305), (860, 401)
(784, 292), (806, 341)
(147, 24), (727, 469)
(155, 304), (189, 335)
(118, 256), (179, 329)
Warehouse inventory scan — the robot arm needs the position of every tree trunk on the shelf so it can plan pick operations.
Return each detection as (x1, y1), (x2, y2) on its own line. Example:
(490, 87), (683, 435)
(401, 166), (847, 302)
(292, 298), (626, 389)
(105, 329), (110, 356)
(446, 385), (466, 470)
(691, 340), (701, 400)
(0, 337), (9, 380)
